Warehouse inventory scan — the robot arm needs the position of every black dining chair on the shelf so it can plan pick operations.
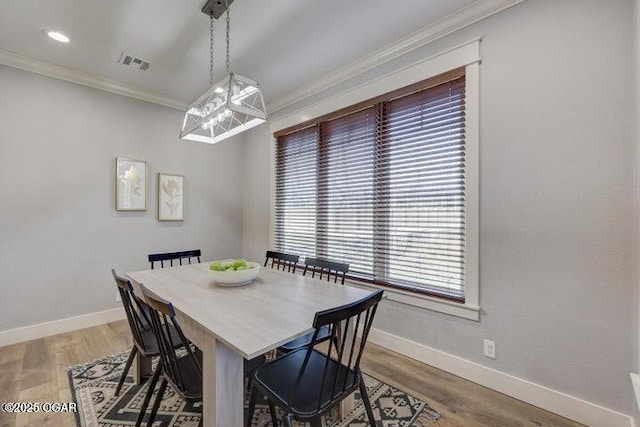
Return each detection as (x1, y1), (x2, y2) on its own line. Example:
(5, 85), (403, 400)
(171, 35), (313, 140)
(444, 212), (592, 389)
(111, 269), (186, 398)
(303, 257), (349, 284)
(137, 286), (267, 427)
(247, 289), (384, 427)
(264, 250), (299, 273)
(135, 286), (204, 427)
(148, 249), (202, 269)
(276, 258), (349, 354)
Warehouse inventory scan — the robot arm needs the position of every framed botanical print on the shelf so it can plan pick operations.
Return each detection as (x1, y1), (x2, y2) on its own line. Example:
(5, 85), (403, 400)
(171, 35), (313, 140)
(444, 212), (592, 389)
(116, 158), (147, 211)
(158, 173), (184, 221)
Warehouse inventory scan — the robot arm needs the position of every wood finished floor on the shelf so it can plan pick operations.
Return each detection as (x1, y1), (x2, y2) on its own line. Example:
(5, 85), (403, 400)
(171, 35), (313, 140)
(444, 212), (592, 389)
(0, 320), (584, 427)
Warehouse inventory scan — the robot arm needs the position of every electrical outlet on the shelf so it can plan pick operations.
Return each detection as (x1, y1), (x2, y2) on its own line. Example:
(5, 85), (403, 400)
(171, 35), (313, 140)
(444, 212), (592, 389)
(484, 339), (496, 359)
(116, 291), (122, 303)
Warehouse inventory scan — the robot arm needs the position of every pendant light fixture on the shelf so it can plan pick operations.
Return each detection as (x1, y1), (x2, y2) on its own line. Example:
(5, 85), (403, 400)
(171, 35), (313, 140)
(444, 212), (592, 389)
(180, 0), (267, 144)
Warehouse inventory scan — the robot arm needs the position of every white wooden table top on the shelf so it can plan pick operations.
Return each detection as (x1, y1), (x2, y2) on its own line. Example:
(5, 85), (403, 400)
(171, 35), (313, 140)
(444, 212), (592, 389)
(126, 262), (373, 359)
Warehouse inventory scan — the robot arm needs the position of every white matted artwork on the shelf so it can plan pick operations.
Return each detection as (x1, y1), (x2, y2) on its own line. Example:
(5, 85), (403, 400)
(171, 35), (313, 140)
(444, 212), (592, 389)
(115, 158), (147, 211)
(158, 173), (184, 221)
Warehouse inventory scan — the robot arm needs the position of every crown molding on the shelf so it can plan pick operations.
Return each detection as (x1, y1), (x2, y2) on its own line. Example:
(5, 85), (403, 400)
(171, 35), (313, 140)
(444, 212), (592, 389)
(0, 48), (189, 110)
(0, 0), (523, 114)
(267, 0), (525, 113)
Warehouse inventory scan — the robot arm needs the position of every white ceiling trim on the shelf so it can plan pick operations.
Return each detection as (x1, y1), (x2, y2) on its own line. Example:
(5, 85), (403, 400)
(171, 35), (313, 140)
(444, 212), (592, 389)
(270, 38), (481, 133)
(0, 0), (523, 113)
(0, 48), (189, 110)
(267, 0), (525, 113)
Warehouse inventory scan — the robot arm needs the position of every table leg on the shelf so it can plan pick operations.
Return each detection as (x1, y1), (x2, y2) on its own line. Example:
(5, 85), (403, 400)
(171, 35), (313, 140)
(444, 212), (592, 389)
(202, 334), (244, 427)
(340, 319), (356, 417)
(133, 353), (153, 385)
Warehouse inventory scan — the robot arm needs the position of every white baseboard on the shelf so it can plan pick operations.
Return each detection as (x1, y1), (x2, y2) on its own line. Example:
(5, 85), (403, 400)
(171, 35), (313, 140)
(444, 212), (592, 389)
(368, 328), (633, 427)
(0, 307), (125, 347)
(0, 311), (632, 426)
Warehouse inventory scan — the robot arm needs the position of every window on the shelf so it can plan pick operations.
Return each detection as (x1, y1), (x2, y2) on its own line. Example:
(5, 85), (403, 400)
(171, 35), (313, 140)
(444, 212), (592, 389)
(274, 68), (467, 302)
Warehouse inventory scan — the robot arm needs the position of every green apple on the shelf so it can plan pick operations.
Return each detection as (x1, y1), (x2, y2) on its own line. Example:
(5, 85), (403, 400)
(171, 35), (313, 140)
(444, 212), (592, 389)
(209, 262), (224, 271)
(233, 259), (248, 269)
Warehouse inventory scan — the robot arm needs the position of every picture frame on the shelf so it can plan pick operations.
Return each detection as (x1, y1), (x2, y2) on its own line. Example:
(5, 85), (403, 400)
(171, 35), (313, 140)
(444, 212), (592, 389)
(158, 172), (184, 221)
(115, 157), (147, 211)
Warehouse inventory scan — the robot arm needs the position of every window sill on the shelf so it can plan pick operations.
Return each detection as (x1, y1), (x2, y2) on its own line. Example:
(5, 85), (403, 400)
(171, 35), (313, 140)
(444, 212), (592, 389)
(345, 278), (481, 321)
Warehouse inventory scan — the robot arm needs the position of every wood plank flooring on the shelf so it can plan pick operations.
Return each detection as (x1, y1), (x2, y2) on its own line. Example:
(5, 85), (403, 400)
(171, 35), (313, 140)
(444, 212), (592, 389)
(0, 320), (583, 427)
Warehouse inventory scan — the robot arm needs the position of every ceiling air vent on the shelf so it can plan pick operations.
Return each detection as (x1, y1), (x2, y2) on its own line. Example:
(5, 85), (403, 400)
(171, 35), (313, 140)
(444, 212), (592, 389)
(117, 52), (150, 71)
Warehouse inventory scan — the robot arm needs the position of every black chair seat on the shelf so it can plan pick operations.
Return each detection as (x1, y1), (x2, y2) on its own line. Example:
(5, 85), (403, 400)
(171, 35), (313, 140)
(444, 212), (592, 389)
(138, 325), (183, 355)
(141, 351), (265, 400)
(277, 325), (332, 353)
(254, 348), (358, 417)
(247, 290), (383, 427)
(175, 351), (267, 398)
(169, 349), (204, 400)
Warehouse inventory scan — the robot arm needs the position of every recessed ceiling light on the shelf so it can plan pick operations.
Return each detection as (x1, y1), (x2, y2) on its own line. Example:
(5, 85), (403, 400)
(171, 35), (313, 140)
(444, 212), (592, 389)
(44, 30), (70, 43)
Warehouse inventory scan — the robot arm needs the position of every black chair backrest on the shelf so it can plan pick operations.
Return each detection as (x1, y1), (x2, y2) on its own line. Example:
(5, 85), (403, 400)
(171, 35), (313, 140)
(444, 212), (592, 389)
(264, 250), (299, 273)
(111, 269), (151, 350)
(287, 289), (384, 414)
(139, 286), (202, 398)
(303, 257), (349, 284)
(148, 249), (202, 269)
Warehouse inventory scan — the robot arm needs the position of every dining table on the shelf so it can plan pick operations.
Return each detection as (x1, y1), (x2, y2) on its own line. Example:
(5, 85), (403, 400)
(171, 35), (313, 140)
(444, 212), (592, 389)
(126, 261), (374, 427)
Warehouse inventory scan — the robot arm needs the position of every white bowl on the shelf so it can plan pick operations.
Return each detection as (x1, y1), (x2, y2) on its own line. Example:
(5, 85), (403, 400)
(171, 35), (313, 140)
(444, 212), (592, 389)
(208, 261), (260, 286)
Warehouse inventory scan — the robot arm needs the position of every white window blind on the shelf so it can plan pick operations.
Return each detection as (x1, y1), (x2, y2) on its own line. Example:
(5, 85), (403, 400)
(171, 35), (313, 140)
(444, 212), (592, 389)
(274, 70), (466, 301)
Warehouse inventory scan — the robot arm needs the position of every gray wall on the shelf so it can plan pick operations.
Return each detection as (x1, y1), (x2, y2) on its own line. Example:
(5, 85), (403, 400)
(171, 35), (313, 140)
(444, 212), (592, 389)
(0, 64), (245, 331)
(242, 0), (635, 414)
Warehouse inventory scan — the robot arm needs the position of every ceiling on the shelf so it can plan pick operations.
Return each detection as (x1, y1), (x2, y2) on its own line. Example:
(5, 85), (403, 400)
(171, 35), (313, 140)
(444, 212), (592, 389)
(0, 0), (479, 108)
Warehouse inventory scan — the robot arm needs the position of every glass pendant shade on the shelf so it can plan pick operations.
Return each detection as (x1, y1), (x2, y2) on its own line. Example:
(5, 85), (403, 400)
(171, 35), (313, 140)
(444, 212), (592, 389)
(180, 73), (267, 144)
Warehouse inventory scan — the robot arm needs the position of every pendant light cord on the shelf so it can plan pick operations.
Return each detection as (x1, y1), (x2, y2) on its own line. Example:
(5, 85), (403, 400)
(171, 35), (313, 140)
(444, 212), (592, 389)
(209, 14), (215, 84)
(225, 0), (230, 73)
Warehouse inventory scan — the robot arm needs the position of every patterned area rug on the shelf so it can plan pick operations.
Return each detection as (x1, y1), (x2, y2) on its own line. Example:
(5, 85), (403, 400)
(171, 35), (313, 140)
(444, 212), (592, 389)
(68, 351), (440, 426)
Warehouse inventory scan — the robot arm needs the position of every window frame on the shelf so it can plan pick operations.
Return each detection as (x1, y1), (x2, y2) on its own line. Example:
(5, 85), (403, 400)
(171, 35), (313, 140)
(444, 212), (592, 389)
(270, 40), (480, 320)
